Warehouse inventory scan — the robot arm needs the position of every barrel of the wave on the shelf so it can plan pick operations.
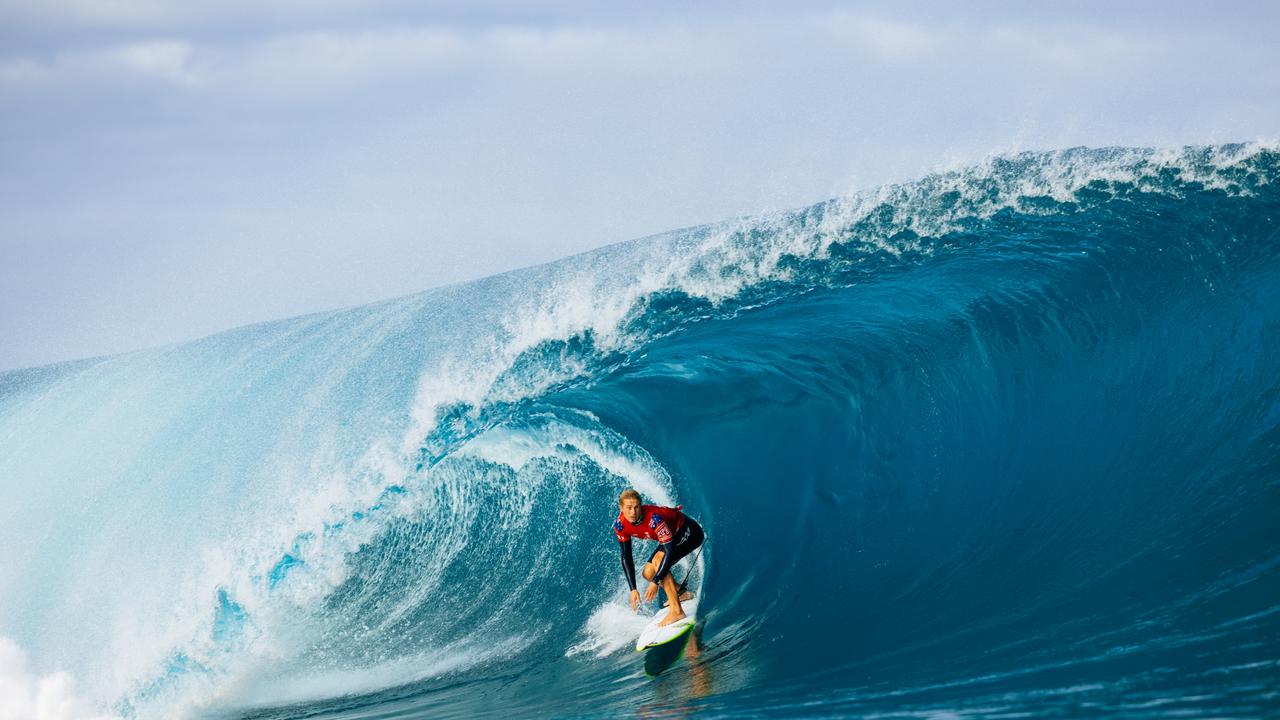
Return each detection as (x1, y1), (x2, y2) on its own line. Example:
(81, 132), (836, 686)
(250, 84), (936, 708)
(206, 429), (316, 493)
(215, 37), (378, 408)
(612, 489), (706, 675)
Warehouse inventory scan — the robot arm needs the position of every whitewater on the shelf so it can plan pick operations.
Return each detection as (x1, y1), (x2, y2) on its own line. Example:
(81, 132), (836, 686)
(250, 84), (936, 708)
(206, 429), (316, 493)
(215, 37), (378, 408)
(1, 144), (1277, 719)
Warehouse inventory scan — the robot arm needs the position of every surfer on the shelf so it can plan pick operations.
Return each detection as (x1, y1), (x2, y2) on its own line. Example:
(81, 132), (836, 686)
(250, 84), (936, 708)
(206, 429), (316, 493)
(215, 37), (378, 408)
(613, 488), (705, 626)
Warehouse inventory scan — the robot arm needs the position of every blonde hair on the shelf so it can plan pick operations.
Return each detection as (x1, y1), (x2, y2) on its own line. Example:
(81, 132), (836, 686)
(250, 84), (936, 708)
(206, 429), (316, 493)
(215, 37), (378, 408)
(618, 488), (642, 506)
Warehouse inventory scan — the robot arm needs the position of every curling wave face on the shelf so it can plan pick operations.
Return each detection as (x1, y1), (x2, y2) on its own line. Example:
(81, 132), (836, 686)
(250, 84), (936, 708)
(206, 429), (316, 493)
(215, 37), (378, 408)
(1, 144), (1278, 719)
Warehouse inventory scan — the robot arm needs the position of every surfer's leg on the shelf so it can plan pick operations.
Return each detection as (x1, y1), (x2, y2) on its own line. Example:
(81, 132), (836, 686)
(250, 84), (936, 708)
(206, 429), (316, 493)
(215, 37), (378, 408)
(643, 551), (692, 609)
(642, 550), (664, 582)
(658, 572), (686, 626)
(661, 584), (694, 605)
(658, 523), (702, 606)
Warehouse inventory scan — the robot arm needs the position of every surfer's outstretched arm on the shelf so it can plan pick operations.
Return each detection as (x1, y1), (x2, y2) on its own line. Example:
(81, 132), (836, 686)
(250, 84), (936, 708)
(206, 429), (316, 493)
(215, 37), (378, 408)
(620, 538), (642, 611)
(619, 538), (637, 591)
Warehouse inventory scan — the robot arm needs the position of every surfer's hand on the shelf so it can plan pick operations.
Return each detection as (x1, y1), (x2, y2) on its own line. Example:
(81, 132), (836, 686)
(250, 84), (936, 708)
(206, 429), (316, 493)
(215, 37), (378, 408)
(644, 583), (658, 603)
(629, 589), (641, 612)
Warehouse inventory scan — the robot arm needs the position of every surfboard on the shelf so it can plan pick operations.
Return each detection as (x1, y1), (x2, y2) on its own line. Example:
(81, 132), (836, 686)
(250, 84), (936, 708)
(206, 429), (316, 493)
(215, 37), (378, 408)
(635, 596), (699, 652)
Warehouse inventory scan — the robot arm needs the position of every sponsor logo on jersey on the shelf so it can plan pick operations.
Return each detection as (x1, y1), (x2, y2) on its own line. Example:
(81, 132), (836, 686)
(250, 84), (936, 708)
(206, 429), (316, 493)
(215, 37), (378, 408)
(651, 513), (673, 542)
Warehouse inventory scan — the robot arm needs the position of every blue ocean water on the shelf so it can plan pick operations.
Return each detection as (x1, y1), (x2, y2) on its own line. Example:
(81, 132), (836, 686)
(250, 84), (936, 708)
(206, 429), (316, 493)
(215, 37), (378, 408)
(1, 144), (1278, 719)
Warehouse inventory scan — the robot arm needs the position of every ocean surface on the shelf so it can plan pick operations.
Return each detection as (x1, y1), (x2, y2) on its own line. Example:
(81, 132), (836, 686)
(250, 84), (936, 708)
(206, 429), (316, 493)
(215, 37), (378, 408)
(1, 144), (1278, 719)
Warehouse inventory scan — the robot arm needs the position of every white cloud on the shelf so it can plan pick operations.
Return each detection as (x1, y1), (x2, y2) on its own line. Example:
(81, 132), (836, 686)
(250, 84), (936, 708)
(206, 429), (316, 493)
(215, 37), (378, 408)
(0, 40), (196, 89)
(0, 29), (465, 102)
(0, 57), (45, 86)
(982, 21), (1171, 74)
(223, 27), (467, 100)
(0, 10), (1221, 102)
(98, 40), (196, 83)
(815, 13), (941, 61)
(858, 17), (939, 60)
(0, 22), (680, 102)
(0, 0), (417, 31)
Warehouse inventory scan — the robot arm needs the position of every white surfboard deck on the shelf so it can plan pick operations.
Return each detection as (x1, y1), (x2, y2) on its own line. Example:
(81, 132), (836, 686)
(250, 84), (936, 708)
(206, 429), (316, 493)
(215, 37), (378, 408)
(635, 596), (699, 651)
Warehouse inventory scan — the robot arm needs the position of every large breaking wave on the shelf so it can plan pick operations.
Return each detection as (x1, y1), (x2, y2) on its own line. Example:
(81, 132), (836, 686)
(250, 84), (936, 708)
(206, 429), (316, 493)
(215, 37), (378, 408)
(1, 144), (1278, 719)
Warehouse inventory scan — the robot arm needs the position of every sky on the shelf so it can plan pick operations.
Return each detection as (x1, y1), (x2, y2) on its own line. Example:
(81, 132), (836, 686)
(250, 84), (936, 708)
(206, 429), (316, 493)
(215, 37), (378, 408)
(1, 1), (1277, 371)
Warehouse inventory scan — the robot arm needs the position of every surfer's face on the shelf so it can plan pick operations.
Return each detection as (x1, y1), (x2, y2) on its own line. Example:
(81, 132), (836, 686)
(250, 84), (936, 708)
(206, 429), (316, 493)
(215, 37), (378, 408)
(620, 498), (642, 524)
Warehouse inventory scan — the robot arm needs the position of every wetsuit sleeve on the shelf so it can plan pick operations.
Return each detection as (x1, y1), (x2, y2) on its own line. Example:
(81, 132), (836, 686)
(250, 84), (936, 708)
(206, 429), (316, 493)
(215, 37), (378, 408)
(619, 538), (637, 591)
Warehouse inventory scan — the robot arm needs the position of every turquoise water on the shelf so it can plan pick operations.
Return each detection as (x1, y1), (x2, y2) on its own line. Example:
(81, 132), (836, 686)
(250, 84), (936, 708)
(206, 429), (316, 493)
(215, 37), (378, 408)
(1, 144), (1277, 718)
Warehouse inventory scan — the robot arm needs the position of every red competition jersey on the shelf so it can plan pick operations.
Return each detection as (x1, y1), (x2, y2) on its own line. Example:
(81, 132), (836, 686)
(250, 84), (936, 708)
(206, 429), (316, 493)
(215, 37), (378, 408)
(613, 504), (685, 544)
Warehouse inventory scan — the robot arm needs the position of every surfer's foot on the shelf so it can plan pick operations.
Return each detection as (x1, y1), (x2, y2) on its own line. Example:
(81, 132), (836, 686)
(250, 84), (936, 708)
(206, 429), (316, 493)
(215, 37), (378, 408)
(659, 610), (687, 627)
(663, 591), (694, 607)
